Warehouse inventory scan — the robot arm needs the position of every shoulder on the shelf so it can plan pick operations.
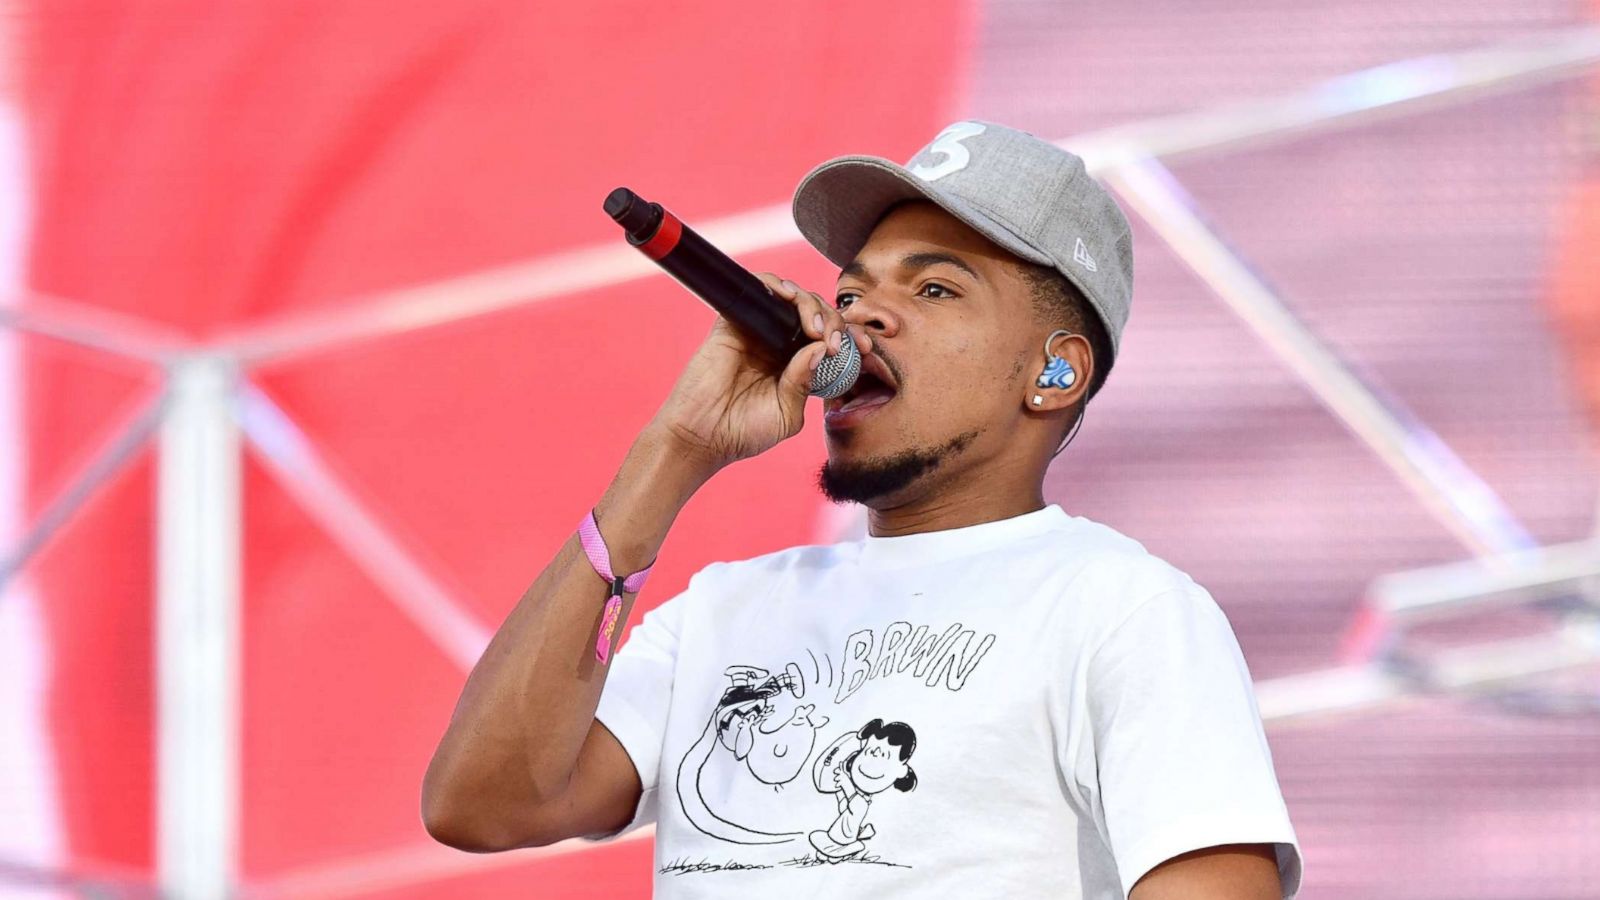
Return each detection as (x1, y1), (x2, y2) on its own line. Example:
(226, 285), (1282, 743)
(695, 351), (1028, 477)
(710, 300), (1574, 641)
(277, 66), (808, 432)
(1062, 512), (1203, 595)
(1049, 516), (1210, 622)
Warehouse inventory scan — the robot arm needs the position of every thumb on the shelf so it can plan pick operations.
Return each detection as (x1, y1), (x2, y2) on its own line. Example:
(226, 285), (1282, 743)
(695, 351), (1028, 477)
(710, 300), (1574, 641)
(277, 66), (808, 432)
(775, 341), (828, 427)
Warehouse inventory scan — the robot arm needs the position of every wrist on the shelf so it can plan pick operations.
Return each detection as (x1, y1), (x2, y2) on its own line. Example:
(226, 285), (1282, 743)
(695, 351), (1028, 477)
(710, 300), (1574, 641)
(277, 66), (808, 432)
(579, 508), (655, 664)
(639, 420), (726, 482)
(591, 429), (714, 572)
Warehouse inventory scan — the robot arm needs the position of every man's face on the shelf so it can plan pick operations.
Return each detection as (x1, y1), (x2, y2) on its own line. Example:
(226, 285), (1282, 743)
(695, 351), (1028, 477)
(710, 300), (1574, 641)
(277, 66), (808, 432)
(819, 201), (1039, 505)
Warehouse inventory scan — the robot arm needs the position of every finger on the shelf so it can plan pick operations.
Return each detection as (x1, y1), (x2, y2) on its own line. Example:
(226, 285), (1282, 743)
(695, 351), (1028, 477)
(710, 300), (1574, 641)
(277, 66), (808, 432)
(802, 289), (849, 355)
(755, 272), (831, 342)
(756, 272), (795, 298)
(845, 322), (873, 356)
(776, 341), (828, 423)
(784, 280), (832, 343)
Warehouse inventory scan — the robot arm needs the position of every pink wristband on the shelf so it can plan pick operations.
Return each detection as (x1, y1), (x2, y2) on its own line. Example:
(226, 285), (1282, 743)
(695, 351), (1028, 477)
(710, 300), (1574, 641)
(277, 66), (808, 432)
(578, 510), (655, 663)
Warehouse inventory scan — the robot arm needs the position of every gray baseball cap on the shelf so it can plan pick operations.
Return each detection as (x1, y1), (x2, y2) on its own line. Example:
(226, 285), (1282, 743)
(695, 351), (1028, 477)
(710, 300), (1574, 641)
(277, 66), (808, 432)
(791, 120), (1134, 363)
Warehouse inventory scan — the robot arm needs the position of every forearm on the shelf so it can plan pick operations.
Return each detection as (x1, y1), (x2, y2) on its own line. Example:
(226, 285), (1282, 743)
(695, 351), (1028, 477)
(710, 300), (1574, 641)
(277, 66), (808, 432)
(421, 426), (713, 845)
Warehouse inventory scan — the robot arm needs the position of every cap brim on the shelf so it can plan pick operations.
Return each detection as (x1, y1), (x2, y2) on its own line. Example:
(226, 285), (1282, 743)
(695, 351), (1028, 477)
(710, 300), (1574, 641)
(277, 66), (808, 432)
(792, 155), (1055, 271)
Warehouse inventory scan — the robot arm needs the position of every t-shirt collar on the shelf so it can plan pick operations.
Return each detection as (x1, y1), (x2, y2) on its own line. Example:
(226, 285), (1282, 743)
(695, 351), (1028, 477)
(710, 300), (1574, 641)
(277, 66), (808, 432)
(854, 503), (1072, 569)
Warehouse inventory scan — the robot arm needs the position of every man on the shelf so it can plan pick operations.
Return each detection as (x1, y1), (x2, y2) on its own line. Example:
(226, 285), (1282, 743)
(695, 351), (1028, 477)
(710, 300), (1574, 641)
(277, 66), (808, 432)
(422, 120), (1303, 899)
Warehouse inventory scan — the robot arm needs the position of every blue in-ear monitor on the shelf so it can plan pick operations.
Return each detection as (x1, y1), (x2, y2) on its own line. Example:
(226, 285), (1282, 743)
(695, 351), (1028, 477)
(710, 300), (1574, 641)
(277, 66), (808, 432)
(1037, 356), (1076, 390)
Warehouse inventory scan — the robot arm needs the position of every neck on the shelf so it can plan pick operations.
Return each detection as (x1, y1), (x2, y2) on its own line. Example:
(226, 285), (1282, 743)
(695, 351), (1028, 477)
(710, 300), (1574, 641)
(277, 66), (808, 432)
(865, 463), (1046, 537)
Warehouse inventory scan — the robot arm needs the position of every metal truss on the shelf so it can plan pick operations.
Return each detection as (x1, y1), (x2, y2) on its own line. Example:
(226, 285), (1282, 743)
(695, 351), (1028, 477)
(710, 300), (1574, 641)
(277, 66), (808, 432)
(1, 24), (1596, 899)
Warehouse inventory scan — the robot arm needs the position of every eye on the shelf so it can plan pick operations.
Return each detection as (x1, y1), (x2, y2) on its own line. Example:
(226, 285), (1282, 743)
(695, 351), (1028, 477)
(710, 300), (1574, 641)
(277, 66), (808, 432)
(835, 291), (859, 310)
(919, 282), (957, 300)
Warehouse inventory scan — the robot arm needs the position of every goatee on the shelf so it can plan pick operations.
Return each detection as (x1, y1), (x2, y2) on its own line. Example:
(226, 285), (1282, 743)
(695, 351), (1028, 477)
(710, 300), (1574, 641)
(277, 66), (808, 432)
(817, 430), (977, 505)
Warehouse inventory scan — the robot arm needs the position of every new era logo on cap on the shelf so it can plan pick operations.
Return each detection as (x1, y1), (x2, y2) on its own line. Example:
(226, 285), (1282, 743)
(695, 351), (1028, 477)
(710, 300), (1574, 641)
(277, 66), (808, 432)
(1073, 237), (1098, 273)
(791, 119), (1135, 364)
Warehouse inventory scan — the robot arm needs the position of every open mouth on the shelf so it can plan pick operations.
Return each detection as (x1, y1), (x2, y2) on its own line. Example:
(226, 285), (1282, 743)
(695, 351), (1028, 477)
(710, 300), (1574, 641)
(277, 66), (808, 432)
(824, 353), (898, 427)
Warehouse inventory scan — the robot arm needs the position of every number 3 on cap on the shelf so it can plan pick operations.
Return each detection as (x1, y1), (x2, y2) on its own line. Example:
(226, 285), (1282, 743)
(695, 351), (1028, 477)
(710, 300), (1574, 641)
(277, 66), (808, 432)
(909, 121), (987, 182)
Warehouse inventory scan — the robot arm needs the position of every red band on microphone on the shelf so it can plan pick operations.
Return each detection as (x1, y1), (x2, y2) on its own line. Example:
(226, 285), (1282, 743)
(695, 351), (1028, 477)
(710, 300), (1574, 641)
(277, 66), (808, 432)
(640, 208), (683, 261)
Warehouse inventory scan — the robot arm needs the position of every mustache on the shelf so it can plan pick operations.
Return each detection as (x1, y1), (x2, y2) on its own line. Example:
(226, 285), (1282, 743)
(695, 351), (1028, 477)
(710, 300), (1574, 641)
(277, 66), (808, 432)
(866, 341), (904, 387)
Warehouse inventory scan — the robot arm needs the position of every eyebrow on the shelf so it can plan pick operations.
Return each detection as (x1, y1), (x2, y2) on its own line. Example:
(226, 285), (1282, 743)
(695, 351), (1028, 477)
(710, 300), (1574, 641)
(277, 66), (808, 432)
(840, 250), (984, 284)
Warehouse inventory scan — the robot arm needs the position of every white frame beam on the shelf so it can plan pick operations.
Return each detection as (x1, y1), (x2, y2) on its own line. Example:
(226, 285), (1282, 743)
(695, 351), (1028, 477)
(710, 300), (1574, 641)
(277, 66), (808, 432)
(156, 355), (241, 900)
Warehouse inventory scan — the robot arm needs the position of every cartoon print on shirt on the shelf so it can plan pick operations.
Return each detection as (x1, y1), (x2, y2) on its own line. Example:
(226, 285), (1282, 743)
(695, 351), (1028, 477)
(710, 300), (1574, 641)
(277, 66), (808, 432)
(834, 621), (995, 702)
(709, 666), (830, 787)
(807, 719), (918, 862)
(664, 619), (993, 874)
(676, 664), (828, 844)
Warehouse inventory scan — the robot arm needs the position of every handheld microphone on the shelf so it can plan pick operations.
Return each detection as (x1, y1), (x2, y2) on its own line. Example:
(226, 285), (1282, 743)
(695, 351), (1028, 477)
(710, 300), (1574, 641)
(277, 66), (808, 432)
(604, 187), (860, 400)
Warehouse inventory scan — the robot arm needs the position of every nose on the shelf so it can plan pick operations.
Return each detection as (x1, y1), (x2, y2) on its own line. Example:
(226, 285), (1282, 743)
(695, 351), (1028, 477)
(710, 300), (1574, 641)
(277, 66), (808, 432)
(841, 288), (901, 340)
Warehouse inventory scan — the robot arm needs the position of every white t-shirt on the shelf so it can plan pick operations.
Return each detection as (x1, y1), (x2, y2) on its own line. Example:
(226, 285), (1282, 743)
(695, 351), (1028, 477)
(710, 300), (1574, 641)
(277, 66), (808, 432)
(587, 504), (1302, 899)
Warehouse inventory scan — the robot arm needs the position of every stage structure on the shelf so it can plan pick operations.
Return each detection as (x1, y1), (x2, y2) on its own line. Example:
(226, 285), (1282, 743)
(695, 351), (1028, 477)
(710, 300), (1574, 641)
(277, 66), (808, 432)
(1, 26), (1597, 900)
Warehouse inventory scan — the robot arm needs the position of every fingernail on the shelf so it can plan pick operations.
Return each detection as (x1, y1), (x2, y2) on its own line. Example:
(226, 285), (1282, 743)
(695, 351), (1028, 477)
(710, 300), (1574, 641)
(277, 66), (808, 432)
(829, 330), (841, 353)
(812, 313), (824, 335)
(782, 279), (799, 295)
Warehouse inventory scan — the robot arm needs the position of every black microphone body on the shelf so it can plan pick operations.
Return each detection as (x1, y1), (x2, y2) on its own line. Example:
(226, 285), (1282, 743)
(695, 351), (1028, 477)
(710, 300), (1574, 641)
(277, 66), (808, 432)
(605, 187), (859, 399)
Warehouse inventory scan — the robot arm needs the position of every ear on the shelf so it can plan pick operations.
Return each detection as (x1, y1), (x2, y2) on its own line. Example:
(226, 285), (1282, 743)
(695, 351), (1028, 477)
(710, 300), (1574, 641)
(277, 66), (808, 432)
(1025, 330), (1093, 414)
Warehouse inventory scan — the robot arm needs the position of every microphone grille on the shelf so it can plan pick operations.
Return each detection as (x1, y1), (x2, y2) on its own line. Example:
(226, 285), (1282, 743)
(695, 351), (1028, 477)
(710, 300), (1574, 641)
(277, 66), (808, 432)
(810, 332), (861, 399)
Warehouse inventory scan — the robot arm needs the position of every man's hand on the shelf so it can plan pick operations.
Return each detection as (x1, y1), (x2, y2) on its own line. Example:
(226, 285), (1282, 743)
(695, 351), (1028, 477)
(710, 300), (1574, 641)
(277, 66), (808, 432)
(649, 273), (873, 470)
(1129, 843), (1282, 900)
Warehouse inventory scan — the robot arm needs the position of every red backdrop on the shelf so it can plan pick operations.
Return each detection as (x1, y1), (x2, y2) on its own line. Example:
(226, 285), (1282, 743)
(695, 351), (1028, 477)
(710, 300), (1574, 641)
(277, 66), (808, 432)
(20, 0), (974, 894)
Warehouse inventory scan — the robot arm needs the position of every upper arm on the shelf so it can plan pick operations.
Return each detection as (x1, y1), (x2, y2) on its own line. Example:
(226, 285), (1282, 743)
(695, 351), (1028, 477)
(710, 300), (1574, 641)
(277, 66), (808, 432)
(536, 718), (645, 844)
(421, 716), (643, 852)
(1129, 843), (1282, 900)
(1080, 588), (1301, 896)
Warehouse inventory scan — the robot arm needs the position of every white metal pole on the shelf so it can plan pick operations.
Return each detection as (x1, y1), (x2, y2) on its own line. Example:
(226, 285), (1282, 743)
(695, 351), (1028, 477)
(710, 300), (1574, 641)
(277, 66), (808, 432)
(1102, 155), (1532, 560)
(157, 354), (240, 900)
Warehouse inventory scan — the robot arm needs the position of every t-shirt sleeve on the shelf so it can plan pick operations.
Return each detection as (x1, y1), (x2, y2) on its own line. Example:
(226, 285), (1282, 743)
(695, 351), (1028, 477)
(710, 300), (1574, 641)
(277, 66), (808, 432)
(1082, 587), (1303, 898)
(579, 580), (692, 843)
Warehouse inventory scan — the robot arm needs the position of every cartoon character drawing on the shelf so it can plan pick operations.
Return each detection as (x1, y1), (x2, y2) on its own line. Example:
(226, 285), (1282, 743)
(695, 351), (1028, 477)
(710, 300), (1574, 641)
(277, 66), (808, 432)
(746, 702), (830, 785)
(807, 718), (918, 862)
(676, 664), (829, 844)
(657, 624), (986, 875)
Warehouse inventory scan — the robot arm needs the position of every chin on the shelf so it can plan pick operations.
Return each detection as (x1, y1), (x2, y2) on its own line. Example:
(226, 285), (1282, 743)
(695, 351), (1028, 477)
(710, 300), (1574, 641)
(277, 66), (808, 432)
(816, 436), (958, 506)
